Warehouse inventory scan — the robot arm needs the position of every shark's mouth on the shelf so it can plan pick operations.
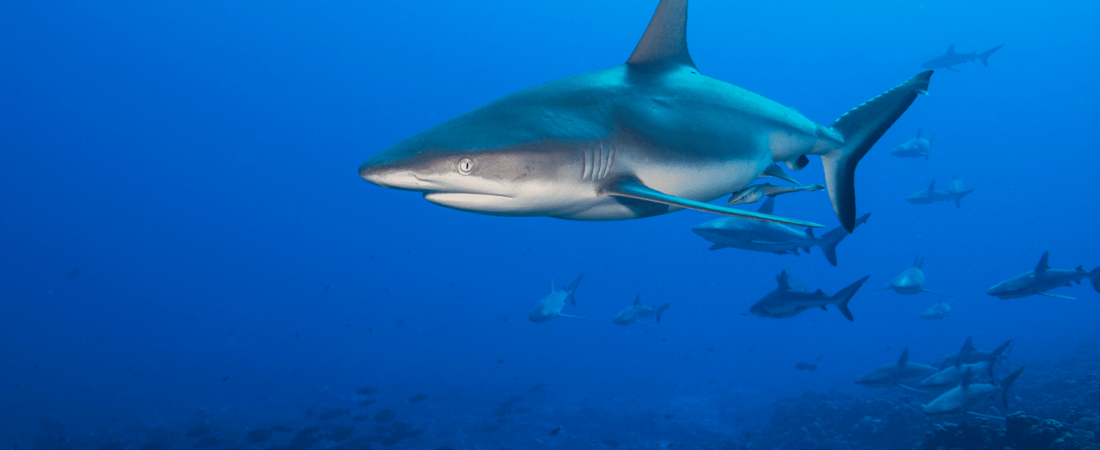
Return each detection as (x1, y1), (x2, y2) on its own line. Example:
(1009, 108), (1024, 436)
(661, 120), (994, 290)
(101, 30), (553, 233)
(422, 192), (516, 212)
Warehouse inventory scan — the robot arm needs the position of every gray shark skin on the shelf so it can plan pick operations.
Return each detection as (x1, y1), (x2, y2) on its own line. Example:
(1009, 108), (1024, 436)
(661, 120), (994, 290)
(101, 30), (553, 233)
(528, 273), (586, 323)
(923, 366), (1024, 417)
(906, 180), (974, 208)
(877, 256), (947, 296)
(727, 183), (825, 206)
(919, 297), (952, 320)
(747, 270), (870, 322)
(855, 347), (939, 388)
(922, 44), (1005, 72)
(987, 251), (1100, 300)
(612, 295), (671, 327)
(358, 0), (932, 232)
(891, 128), (934, 159)
(932, 337), (1013, 369)
(692, 198), (871, 266)
(920, 360), (994, 390)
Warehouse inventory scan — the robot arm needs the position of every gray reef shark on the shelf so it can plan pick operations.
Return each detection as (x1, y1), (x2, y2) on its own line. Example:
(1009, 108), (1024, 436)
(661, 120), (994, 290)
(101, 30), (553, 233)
(727, 183), (825, 206)
(987, 251), (1100, 300)
(891, 129), (934, 159)
(527, 273), (586, 323)
(919, 297), (952, 320)
(746, 270), (870, 322)
(612, 295), (671, 327)
(922, 366), (1024, 418)
(921, 44), (1005, 72)
(931, 337), (1013, 369)
(876, 256), (947, 296)
(920, 358), (995, 390)
(358, 0), (932, 233)
(855, 347), (939, 389)
(692, 197), (871, 266)
(905, 180), (974, 208)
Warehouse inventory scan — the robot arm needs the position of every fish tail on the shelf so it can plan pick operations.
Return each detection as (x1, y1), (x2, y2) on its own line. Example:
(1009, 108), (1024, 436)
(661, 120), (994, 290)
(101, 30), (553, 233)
(824, 71), (932, 231)
(831, 275), (871, 322)
(566, 272), (584, 305)
(817, 213), (870, 266)
(979, 44), (1005, 66)
(1001, 366), (1024, 408)
(953, 189), (975, 209)
(655, 303), (672, 324)
(1090, 267), (1100, 293)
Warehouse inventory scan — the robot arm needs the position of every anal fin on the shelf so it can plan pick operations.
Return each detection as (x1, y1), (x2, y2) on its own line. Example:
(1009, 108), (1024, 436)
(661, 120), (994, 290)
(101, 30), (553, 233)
(603, 178), (823, 228)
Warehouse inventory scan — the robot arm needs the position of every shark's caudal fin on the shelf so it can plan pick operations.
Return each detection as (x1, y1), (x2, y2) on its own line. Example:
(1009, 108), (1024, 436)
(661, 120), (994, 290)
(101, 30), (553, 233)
(1090, 267), (1100, 293)
(952, 189), (974, 208)
(656, 303), (671, 324)
(824, 71), (933, 232)
(565, 272), (584, 305)
(991, 339), (1013, 358)
(1001, 366), (1024, 408)
(818, 213), (871, 266)
(831, 275), (871, 322)
(627, 0), (695, 70)
(979, 44), (1005, 66)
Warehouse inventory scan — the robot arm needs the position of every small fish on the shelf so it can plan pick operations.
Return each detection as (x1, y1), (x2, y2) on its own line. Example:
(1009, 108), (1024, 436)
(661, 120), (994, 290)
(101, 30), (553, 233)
(496, 417), (513, 424)
(408, 394), (428, 403)
(549, 427), (561, 435)
(373, 409), (396, 423)
(356, 387), (378, 395)
(481, 425), (499, 433)
(663, 413), (675, 420)
(514, 407), (532, 414)
(603, 439), (621, 447)
(69, 268), (80, 276)
(222, 375), (230, 382)
(529, 382), (547, 393)
(496, 359), (504, 364)
(319, 408), (349, 420)
(794, 362), (820, 372)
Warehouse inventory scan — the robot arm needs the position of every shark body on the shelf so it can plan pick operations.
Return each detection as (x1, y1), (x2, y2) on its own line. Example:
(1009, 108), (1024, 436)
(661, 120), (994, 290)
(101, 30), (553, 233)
(747, 270), (870, 322)
(921, 44), (1005, 72)
(931, 337), (1013, 370)
(923, 366), (1023, 417)
(612, 296), (671, 327)
(358, 0), (931, 232)
(528, 273), (586, 323)
(987, 251), (1100, 300)
(855, 347), (939, 388)
(906, 180), (974, 208)
(878, 256), (946, 296)
(891, 129), (934, 159)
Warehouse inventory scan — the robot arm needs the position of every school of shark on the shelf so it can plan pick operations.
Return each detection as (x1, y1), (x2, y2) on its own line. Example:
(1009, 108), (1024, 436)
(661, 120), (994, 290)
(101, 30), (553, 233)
(357, 0), (1098, 420)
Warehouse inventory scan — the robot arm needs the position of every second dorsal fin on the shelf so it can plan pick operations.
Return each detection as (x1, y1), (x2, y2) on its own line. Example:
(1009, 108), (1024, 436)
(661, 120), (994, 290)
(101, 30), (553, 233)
(627, 0), (696, 70)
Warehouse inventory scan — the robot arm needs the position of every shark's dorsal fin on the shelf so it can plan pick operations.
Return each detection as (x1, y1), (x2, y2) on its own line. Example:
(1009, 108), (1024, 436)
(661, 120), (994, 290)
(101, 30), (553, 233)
(946, 44), (955, 54)
(961, 367), (973, 389)
(758, 197), (776, 215)
(1035, 251), (1051, 274)
(633, 294), (642, 306)
(627, 0), (696, 70)
(916, 128), (922, 139)
(776, 270), (792, 291)
(961, 336), (976, 354)
(550, 280), (556, 293)
(927, 180), (936, 191)
(898, 347), (910, 366)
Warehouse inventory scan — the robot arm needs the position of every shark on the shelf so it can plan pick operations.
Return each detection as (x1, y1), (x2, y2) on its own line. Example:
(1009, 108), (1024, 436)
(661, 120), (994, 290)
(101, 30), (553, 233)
(527, 273), (586, 323)
(612, 295), (671, 327)
(746, 270), (870, 322)
(922, 366), (1024, 418)
(692, 197), (871, 266)
(357, 0), (932, 233)
(919, 358), (995, 390)
(905, 180), (974, 208)
(727, 183), (825, 206)
(921, 44), (1006, 72)
(987, 251), (1100, 300)
(931, 337), (1013, 369)
(854, 347), (939, 389)
(876, 256), (947, 296)
(919, 297), (952, 320)
(891, 129), (934, 159)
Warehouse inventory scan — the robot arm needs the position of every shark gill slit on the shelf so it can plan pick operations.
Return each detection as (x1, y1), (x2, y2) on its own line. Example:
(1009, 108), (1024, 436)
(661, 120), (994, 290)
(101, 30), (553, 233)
(582, 142), (592, 180)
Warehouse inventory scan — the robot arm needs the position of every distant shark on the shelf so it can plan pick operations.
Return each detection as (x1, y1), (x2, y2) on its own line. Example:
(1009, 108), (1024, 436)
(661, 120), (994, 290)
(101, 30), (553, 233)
(358, 0), (932, 233)
(920, 358), (995, 391)
(988, 251), (1100, 300)
(692, 198), (871, 266)
(922, 366), (1024, 418)
(931, 337), (1013, 369)
(922, 44), (1005, 72)
(919, 297), (952, 320)
(727, 183), (825, 206)
(854, 347), (939, 389)
(612, 295), (671, 328)
(891, 129), (934, 159)
(527, 273), (586, 323)
(876, 256), (947, 296)
(905, 180), (974, 208)
(746, 270), (870, 322)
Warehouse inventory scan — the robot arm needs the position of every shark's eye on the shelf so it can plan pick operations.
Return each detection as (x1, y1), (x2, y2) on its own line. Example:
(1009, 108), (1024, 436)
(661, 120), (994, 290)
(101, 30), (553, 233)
(457, 157), (474, 175)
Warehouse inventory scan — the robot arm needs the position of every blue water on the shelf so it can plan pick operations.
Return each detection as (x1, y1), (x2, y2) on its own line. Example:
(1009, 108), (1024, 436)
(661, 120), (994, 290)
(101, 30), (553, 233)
(2, 0), (1098, 447)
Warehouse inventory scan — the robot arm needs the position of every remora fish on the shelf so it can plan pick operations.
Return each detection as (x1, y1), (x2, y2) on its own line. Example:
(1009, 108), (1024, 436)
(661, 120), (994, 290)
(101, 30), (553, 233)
(746, 270), (870, 322)
(358, 0), (932, 232)
(905, 180), (974, 208)
(727, 183), (825, 206)
(891, 129), (934, 159)
(612, 295), (671, 328)
(987, 251), (1100, 300)
(921, 44), (1005, 72)
(931, 337), (1012, 369)
(854, 347), (939, 389)
(919, 297), (952, 320)
(875, 256), (947, 296)
(527, 273), (586, 323)
(692, 198), (870, 266)
(922, 366), (1024, 418)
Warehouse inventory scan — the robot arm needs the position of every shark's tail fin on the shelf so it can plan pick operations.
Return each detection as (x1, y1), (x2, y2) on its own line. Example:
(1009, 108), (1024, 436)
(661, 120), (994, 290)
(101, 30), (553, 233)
(656, 303), (672, 324)
(824, 71), (932, 232)
(1090, 267), (1100, 293)
(566, 272), (584, 305)
(979, 44), (1005, 66)
(818, 213), (871, 266)
(1000, 366), (1024, 408)
(952, 189), (975, 209)
(831, 275), (871, 322)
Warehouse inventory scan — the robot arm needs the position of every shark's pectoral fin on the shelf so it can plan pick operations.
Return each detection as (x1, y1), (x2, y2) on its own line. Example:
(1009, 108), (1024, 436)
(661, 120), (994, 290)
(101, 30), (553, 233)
(556, 313), (588, 319)
(966, 411), (1006, 421)
(947, 66), (962, 72)
(1038, 292), (1075, 300)
(635, 321), (658, 328)
(602, 178), (823, 228)
(895, 383), (932, 393)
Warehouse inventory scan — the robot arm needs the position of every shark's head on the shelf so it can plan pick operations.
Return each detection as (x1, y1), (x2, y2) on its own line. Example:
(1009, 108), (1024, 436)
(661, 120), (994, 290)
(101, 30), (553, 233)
(905, 191), (930, 204)
(853, 366), (896, 387)
(986, 274), (1032, 299)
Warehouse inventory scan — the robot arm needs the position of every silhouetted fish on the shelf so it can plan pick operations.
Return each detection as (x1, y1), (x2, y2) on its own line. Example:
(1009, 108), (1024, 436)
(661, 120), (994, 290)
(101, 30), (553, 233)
(355, 387), (377, 395)
(794, 362), (820, 372)
(319, 408), (349, 420)
(550, 427), (561, 435)
(373, 410), (396, 423)
(529, 383), (547, 393)
(358, 399), (375, 407)
(408, 394), (427, 403)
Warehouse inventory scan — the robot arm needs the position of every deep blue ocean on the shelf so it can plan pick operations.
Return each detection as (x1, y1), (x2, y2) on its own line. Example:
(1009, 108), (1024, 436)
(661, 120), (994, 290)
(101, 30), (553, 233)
(3, 0), (1099, 449)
